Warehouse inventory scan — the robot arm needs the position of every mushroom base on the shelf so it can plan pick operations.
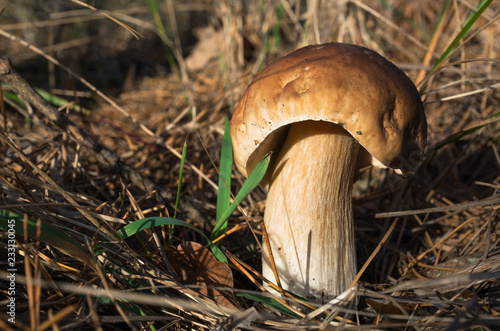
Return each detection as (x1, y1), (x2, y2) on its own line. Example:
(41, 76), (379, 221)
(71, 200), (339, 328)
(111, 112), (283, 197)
(263, 120), (359, 303)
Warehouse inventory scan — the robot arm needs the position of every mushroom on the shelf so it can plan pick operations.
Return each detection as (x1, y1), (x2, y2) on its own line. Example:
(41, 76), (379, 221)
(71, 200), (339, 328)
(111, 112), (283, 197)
(230, 43), (427, 303)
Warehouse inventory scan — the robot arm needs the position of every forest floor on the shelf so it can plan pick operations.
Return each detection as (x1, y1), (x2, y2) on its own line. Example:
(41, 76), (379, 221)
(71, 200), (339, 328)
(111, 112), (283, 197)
(0, 1), (499, 330)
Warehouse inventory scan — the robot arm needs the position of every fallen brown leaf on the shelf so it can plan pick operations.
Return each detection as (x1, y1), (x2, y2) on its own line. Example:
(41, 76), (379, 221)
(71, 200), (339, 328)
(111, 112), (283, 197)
(169, 241), (239, 309)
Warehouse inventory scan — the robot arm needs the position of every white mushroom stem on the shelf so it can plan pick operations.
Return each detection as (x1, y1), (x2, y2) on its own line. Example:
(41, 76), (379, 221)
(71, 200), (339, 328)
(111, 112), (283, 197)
(263, 120), (359, 303)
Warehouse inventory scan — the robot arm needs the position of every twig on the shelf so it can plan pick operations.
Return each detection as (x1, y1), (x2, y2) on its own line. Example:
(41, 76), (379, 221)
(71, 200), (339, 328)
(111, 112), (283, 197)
(384, 270), (500, 293)
(70, 0), (143, 39)
(261, 220), (287, 302)
(375, 195), (500, 218)
(348, 218), (399, 290)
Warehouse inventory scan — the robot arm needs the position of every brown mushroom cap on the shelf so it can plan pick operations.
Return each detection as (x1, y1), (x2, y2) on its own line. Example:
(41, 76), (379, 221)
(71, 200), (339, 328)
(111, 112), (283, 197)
(231, 42), (427, 178)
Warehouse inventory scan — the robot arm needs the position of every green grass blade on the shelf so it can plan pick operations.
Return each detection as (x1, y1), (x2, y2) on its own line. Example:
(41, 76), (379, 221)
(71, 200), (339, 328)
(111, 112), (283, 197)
(174, 143), (187, 218)
(375, 0), (430, 40)
(2, 88), (88, 113)
(433, 0), (452, 40)
(426, 111), (500, 156)
(0, 210), (95, 268)
(145, 0), (176, 71)
(146, 0), (167, 44)
(118, 217), (227, 263)
(171, 142), (187, 243)
(2, 90), (23, 105)
(35, 89), (88, 113)
(236, 293), (299, 318)
(211, 153), (271, 241)
(215, 117), (233, 231)
(432, 0), (493, 71)
(272, 2), (284, 53)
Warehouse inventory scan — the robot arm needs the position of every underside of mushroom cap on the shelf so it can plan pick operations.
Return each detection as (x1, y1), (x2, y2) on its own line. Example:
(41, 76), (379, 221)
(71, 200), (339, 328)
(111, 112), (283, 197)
(231, 42), (427, 178)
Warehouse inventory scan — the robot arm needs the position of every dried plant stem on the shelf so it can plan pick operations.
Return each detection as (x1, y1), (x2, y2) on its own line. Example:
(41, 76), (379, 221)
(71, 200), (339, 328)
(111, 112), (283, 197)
(415, 10), (447, 87)
(348, 218), (399, 290)
(375, 194), (500, 218)
(261, 219), (287, 301)
(70, 0), (143, 39)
